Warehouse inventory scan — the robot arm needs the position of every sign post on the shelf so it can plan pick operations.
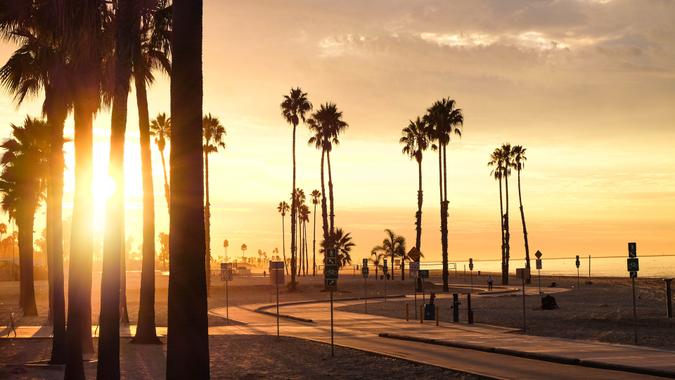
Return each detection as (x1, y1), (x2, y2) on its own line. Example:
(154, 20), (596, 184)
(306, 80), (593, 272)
(627, 242), (639, 344)
(410, 261), (420, 319)
(270, 261), (285, 338)
(575, 255), (581, 289)
(383, 258), (388, 303)
(535, 250), (543, 295)
(419, 270), (429, 303)
(221, 263), (233, 324)
(469, 258), (474, 291)
(362, 258), (369, 314)
(325, 248), (339, 357)
(517, 268), (527, 332)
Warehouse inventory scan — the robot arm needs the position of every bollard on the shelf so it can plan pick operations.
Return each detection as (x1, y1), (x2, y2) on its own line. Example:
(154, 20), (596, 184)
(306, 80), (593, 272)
(467, 293), (474, 324)
(420, 304), (424, 324)
(452, 293), (460, 323)
(435, 305), (439, 326)
(406, 303), (409, 321)
(667, 279), (673, 318)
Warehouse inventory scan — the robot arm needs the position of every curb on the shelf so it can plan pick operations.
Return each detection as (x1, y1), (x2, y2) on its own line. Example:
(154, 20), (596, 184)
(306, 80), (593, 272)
(379, 333), (675, 379)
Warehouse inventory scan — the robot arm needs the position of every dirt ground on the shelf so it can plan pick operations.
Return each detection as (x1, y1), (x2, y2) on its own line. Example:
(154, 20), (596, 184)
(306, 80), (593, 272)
(340, 274), (675, 349)
(0, 335), (484, 379)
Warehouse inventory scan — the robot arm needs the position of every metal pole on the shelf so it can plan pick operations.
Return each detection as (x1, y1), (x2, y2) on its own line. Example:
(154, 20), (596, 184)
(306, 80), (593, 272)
(588, 255), (591, 280)
(364, 275), (368, 314)
(330, 290), (335, 357)
(414, 281), (417, 319)
(276, 282), (280, 338)
(384, 271), (387, 303)
(538, 269), (541, 294)
(225, 276), (229, 324)
(522, 276), (527, 333)
(665, 279), (673, 318)
(470, 270), (473, 292)
(632, 276), (638, 345)
(577, 267), (580, 289)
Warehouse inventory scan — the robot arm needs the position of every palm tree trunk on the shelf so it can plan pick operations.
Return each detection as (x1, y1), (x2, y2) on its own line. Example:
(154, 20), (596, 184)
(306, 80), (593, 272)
(304, 221), (309, 276)
(160, 150), (170, 210)
(498, 176), (506, 285)
(45, 92), (67, 364)
(65, 103), (95, 379)
(518, 169), (531, 283)
(326, 150), (335, 236)
(98, 0), (133, 371)
(131, 60), (160, 344)
(441, 145), (449, 292)
(290, 123), (297, 290)
(166, 0), (210, 377)
(17, 208), (38, 316)
(320, 150), (329, 245)
(504, 172), (511, 286)
(415, 158), (423, 254)
(312, 203), (317, 276)
(204, 150), (211, 293)
(120, 223), (130, 326)
(281, 215), (288, 275)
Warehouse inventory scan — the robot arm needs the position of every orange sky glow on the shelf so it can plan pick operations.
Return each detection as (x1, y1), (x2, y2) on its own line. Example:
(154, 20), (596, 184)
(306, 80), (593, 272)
(1, 0), (674, 265)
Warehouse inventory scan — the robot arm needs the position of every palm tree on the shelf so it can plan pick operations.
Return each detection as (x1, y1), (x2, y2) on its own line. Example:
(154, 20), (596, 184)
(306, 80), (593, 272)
(202, 113), (226, 292)
(166, 0), (210, 377)
(310, 189), (320, 276)
(132, 0), (171, 345)
(0, 2), (70, 363)
(0, 117), (50, 317)
(277, 201), (290, 275)
(158, 232), (169, 270)
(299, 203), (310, 276)
(97, 0), (134, 375)
(150, 113), (171, 210)
(293, 188), (305, 276)
(370, 249), (384, 280)
(223, 239), (229, 262)
(424, 98), (463, 292)
(281, 87), (312, 291)
(307, 119), (330, 253)
(400, 117), (429, 258)
(321, 228), (354, 268)
(372, 229), (406, 280)
(488, 148), (505, 284)
(488, 145), (513, 284)
(241, 243), (248, 260)
(511, 145), (531, 282)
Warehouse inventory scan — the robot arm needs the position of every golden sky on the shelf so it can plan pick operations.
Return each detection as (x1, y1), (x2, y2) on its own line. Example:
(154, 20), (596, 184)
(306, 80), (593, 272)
(1, 0), (674, 264)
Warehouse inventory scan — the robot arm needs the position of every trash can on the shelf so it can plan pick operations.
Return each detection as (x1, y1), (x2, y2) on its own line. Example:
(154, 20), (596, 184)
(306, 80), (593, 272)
(423, 303), (435, 320)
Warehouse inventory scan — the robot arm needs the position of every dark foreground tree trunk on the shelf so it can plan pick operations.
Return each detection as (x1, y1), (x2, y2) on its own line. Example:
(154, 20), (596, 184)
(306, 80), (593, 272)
(415, 158), (423, 254)
(97, 0), (133, 375)
(441, 145), (449, 292)
(166, 0), (210, 378)
(518, 169), (531, 283)
(131, 40), (161, 345)
(290, 122), (297, 290)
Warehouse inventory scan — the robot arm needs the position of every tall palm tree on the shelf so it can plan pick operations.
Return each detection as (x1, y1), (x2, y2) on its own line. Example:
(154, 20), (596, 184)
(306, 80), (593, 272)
(0, 117), (50, 317)
(132, 0), (171, 345)
(310, 189), (320, 276)
(150, 112), (171, 210)
(307, 119), (330, 253)
(0, 2), (70, 363)
(321, 228), (354, 268)
(280, 87), (312, 290)
(511, 145), (531, 282)
(424, 98), (463, 292)
(97, 0), (134, 375)
(241, 243), (247, 260)
(370, 249), (384, 280)
(400, 117), (429, 258)
(293, 188), (305, 276)
(501, 143), (513, 285)
(300, 203), (310, 276)
(166, 0), (210, 377)
(488, 148), (506, 284)
(202, 113), (226, 292)
(277, 201), (290, 275)
(372, 229), (406, 280)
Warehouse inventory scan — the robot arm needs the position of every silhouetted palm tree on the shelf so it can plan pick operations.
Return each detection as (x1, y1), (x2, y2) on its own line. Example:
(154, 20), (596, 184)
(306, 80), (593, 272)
(310, 189), (320, 276)
(321, 228), (354, 268)
(511, 145), (530, 281)
(489, 145), (513, 284)
(202, 113), (226, 292)
(424, 98), (463, 292)
(0, 117), (50, 317)
(98, 0), (134, 375)
(0, 2), (70, 363)
(150, 112), (171, 210)
(277, 201), (290, 275)
(370, 249), (384, 280)
(400, 117), (429, 259)
(372, 229), (406, 280)
(488, 149), (505, 283)
(132, 0), (171, 345)
(166, 0), (210, 377)
(300, 203), (310, 276)
(293, 188), (306, 276)
(281, 87), (312, 290)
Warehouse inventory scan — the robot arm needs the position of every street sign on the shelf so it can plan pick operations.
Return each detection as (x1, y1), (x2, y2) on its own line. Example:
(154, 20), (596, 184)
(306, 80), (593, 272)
(362, 267), (369, 278)
(362, 258), (368, 267)
(419, 269), (429, 279)
(269, 261), (285, 285)
(383, 258), (388, 274)
(324, 248), (339, 291)
(536, 258), (542, 270)
(220, 263), (234, 281)
(535, 250), (542, 259)
(628, 242), (637, 258)
(516, 267), (529, 280)
(575, 255), (580, 268)
(627, 258), (639, 272)
(469, 258), (474, 271)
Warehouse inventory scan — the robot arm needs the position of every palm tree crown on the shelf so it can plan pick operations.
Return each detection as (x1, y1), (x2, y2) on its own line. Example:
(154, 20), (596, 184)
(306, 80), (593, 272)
(307, 103), (348, 151)
(281, 87), (313, 126)
(202, 113), (226, 153)
(320, 228), (354, 268)
(277, 201), (289, 216)
(150, 112), (171, 152)
(424, 98), (463, 146)
(400, 117), (429, 163)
